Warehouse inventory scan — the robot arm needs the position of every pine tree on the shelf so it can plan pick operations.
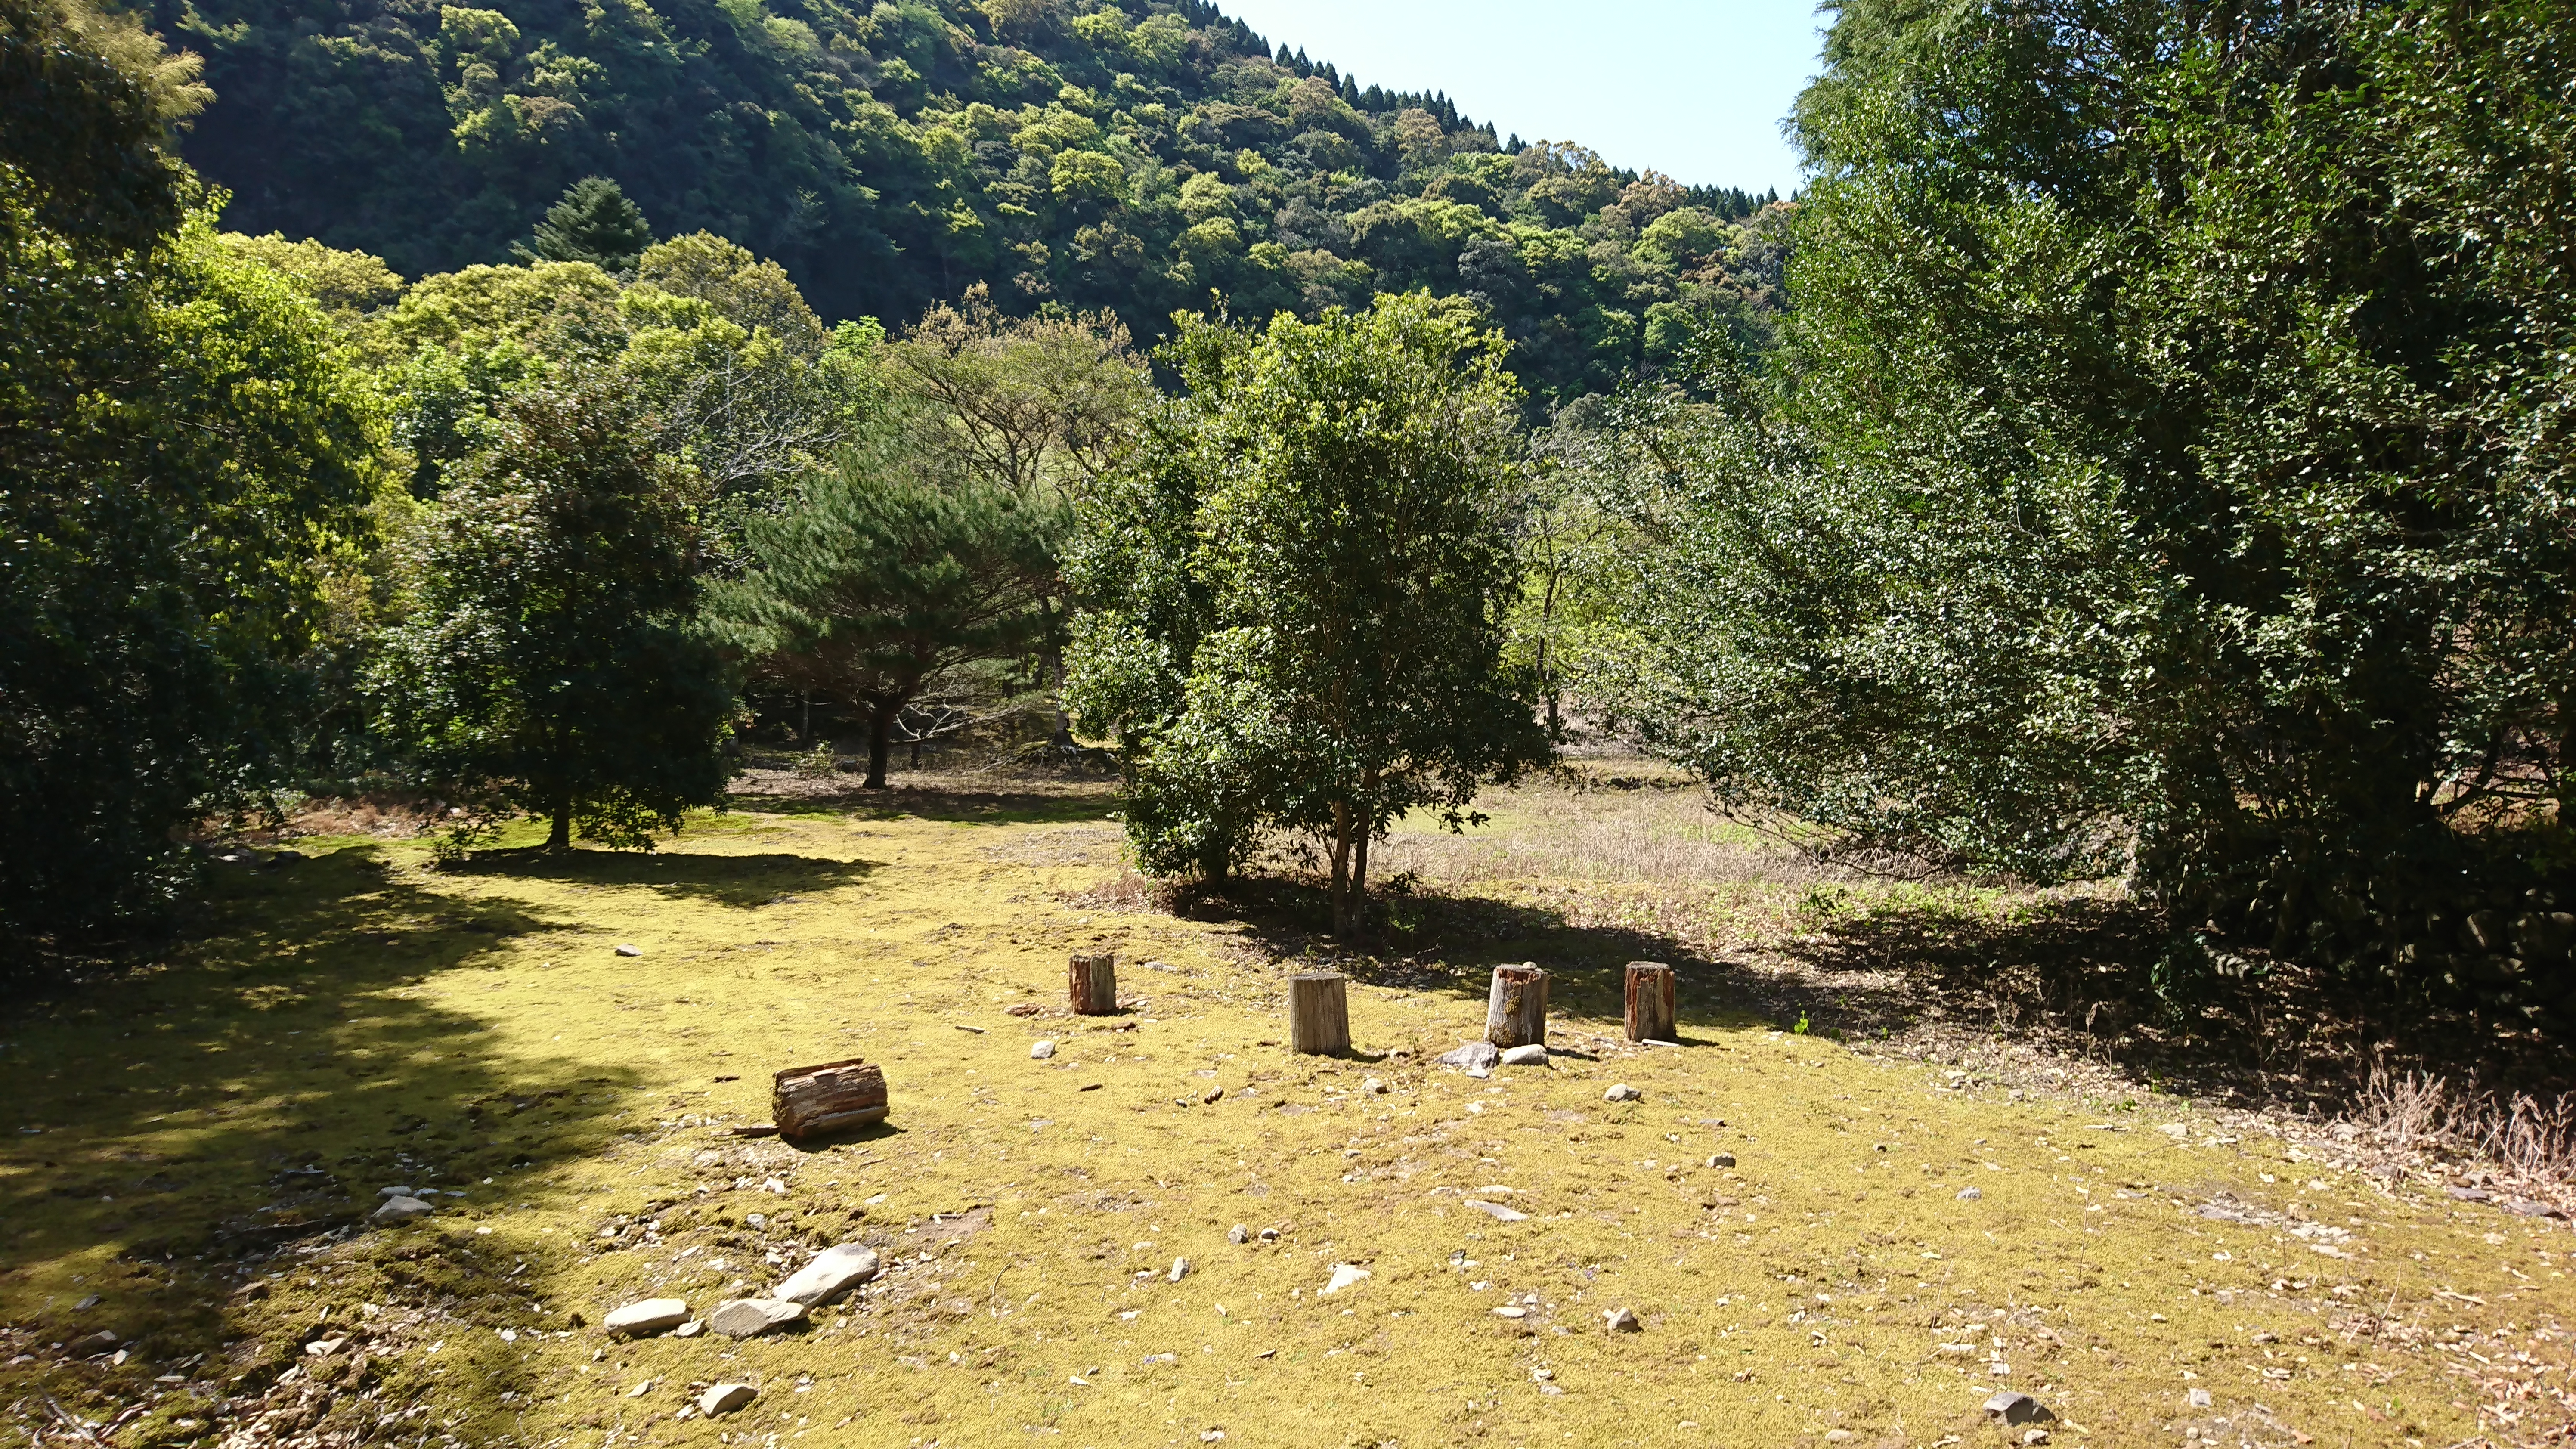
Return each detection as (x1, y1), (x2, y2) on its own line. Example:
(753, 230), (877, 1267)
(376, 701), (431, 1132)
(514, 177), (652, 272)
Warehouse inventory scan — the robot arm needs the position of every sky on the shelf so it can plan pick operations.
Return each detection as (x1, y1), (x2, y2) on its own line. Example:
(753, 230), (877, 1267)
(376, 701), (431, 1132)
(1211, 0), (1828, 196)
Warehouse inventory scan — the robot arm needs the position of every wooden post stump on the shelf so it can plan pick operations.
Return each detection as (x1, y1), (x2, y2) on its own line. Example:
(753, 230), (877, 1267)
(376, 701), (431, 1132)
(771, 1057), (888, 1141)
(1484, 963), (1548, 1048)
(1289, 972), (1351, 1056)
(1068, 952), (1118, 1015)
(1624, 961), (1677, 1042)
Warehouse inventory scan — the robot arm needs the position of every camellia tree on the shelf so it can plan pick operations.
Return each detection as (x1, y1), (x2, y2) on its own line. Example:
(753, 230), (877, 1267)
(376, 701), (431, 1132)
(1069, 292), (1549, 935)
(369, 376), (735, 851)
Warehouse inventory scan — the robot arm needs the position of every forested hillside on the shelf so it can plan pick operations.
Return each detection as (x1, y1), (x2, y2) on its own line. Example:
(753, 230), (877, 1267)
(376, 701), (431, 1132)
(164, 0), (1782, 401)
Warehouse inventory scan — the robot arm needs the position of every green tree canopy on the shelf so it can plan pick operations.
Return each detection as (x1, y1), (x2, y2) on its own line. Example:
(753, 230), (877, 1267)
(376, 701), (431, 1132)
(1069, 292), (1548, 935)
(514, 175), (652, 272)
(369, 376), (734, 850)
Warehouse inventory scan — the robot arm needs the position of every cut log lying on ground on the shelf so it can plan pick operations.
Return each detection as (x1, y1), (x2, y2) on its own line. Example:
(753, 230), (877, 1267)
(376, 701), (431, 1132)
(771, 1058), (888, 1141)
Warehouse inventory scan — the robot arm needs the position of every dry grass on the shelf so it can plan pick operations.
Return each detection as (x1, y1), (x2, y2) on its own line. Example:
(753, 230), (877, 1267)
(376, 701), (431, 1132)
(2, 766), (2571, 1449)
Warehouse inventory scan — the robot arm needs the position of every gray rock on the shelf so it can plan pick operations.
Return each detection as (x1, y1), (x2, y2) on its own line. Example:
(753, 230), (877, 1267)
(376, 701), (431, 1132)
(2186, 1387), (2213, 1409)
(1257, 1226), (1279, 1242)
(774, 1244), (881, 1306)
(373, 1195), (434, 1223)
(1499, 1043), (1549, 1067)
(1228, 1224), (1248, 1245)
(1436, 1041), (1500, 1072)
(615, 943), (643, 957)
(379, 1185), (415, 1198)
(1168, 1257), (1190, 1282)
(1707, 1152), (1736, 1169)
(602, 1298), (690, 1336)
(1956, 1186), (1983, 1201)
(1602, 1083), (1643, 1102)
(1464, 1198), (1528, 1222)
(699, 1383), (756, 1416)
(1362, 1076), (1388, 1094)
(1603, 1307), (1641, 1332)
(1983, 1390), (2049, 1425)
(1030, 1039), (1057, 1060)
(706, 1297), (806, 1339)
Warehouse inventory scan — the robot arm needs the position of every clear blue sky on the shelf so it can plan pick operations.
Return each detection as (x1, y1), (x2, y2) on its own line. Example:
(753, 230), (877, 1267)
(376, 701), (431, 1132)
(1211, 0), (1828, 195)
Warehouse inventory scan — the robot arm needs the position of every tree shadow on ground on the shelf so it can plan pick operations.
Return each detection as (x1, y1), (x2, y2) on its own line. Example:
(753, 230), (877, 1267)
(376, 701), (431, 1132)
(0, 845), (647, 1434)
(1776, 895), (2574, 1106)
(727, 777), (1118, 828)
(442, 844), (879, 907)
(1158, 873), (1910, 1042)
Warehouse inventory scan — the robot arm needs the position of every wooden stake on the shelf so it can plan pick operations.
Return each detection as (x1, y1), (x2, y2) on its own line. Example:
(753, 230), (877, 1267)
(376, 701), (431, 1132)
(1624, 961), (1677, 1042)
(1288, 972), (1350, 1055)
(1068, 952), (1118, 1015)
(771, 1058), (888, 1141)
(1484, 963), (1548, 1048)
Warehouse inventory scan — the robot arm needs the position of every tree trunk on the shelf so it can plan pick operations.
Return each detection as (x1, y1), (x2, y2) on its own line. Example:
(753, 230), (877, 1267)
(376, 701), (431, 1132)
(1328, 800), (1356, 936)
(1068, 952), (1118, 1015)
(865, 700), (896, 788)
(547, 799), (572, 850)
(1288, 972), (1350, 1055)
(1624, 961), (1677, 1043)
(1485, 963), (1548, 1048)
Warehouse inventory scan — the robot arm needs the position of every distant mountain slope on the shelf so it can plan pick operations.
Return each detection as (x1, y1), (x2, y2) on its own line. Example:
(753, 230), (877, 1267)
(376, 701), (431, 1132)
(164, 0), (1783, 401)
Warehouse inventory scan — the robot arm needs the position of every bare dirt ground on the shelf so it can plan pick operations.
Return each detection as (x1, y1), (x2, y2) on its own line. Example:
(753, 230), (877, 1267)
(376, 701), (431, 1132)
(3, 754), (2570, 1448)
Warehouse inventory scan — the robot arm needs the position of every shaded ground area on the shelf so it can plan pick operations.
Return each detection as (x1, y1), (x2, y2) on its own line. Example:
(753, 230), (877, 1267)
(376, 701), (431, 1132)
(0, 760), (2568, 1449)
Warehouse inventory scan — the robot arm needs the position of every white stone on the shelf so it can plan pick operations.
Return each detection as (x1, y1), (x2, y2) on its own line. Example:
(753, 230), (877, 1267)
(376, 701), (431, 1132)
(1603, 1307), (1641, 1332)
(1436, 1041), (1499, 1072)
(1031, 1040), (1057, 1060)
(1464, 1199), (1528, 1222)
(2186, 1387), (2213, 1409)
(1499, 1044), (1549, 1067)
(699, 1383), (755, 1416)
(1321, 1263), (1370, 1295)
(1227, 1224), (1248, 1244)
(603, 1298), (690, 1336)
(775, 1245), (880, 1306)
(1603, 1083), (1643, 1102)
(1957, 1186), (1984, 1201)
(616, 944), (643, 957)
(1168, 1257), (1190, 1283)
(1362, 1077), (1387, 1094)
(373, 1195), (434, 1222)
(379, 1185), (414, 1198)
(706, 1298), (805, 1338)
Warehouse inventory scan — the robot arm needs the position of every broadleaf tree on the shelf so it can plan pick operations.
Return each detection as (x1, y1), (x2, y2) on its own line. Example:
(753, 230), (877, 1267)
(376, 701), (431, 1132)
(370, 376), (735, 851)
(1069, 292), (1549, 935)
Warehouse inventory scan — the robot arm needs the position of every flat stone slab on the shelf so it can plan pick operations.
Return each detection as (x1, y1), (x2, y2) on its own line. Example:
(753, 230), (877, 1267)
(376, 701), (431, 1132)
(1498, 1044), (1549, 1067)
(706, 1297), (806, 1339)
(775, 1245), (881, 1307)
(1984, 1391), (2050, 1424)
(1436, 1041), (1499, 1072)
(1464, 1199), (1529, 1222)
(603, 1298), (690, 1336)
(372, 1195), (434, 1222)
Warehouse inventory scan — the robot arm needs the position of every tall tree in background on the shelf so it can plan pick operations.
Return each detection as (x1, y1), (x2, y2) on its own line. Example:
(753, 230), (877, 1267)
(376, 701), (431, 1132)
(1071, 294), (1548, 935)
(370, 377), (734, 850)
(514, 176), (651, 272)
(2, 0), (381, 943)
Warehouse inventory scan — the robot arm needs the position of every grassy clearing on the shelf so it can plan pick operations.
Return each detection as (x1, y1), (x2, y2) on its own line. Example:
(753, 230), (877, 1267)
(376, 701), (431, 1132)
(3, 768), (2571, 1448)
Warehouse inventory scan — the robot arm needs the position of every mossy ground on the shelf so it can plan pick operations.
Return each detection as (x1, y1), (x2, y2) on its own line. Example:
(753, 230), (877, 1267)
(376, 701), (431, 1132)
(3, 770), (2570, 1448)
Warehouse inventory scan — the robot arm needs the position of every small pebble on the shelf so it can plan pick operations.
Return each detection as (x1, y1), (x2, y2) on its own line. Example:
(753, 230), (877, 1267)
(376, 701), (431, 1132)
(615, 943), (642, 957)
(1168, 1257), (1190, 1282)
(1603, 1083), (1642, 1102)
(1957, 1186), (1983, 1201)
(1228, 1225), (1248, 1245)
(1030, 1040), (1056, 1060)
